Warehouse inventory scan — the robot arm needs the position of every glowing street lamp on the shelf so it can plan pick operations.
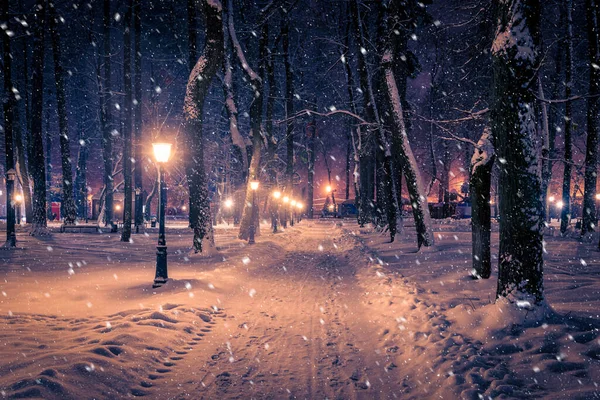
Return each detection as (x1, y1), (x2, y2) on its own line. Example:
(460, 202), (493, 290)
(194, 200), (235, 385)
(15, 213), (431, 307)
(152, 139), (172, 288)
(249, 181), (259, 244)
(556, 200), (564, 209)
(548, 196), (555, 203)
(224, 198), (233, 208)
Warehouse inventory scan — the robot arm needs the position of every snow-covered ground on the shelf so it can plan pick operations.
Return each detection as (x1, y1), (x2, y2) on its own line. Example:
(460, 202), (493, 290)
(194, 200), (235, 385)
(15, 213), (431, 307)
(0, 219), (598, 399)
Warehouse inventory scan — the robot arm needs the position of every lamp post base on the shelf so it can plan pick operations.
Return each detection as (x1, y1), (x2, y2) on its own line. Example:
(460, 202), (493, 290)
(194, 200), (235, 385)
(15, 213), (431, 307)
(153, 245), (168, 287)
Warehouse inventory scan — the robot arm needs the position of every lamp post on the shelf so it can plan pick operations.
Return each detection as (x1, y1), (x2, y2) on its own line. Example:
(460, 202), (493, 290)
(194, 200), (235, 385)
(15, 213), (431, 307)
(272, 190), (281, 233)
(14, 193), (22, 225)
(282, 196), (289, 228)
(290, 199), (297, 226)
(152, 141), (172, 288)
(4, 169), (16, 247)
(326, 185), (337, 216)
(135, 187), (142, 233)
(249, 181), (259, 244)
(224, 198), (233, 225)
(296, 202), (303, 223)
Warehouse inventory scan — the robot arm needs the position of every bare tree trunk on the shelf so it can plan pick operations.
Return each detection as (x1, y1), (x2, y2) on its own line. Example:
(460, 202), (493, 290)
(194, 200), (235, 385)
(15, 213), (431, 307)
(283, 14), (295, 201)
(233, 0), (264, 240)
(2, 0), (17, 245)
(45, 115), (52, 220)
(184, 0), (223, 253)
(49, 2), (77, 225)
(470, 127), (495, 279)
(121, 1), (133, 242)
(222, 17), (248, 174)
(133, 0), (144, 233)
(539, 78), (552, 223)
(582, 0), (600, 235)
(307, 119), (316, 218)
(345, 130), (351, 201)
(101, 0), (114, 226)
(561, 0), (573, 234)
(13, 115), (33, 224)
(144, 169), (158, 221)
(381, 1), (432, 248)
(19, 27), (34, 224)
(75, 130), (89, 220)
(492, 0), (544, 302)
(29, 1), (49, 235)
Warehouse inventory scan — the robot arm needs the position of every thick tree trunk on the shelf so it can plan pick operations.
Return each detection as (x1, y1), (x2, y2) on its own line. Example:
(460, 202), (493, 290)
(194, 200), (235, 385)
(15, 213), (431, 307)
(470, 127), (495, 279)
(234, 2), (264, 240)
(492, 0), (544, 302)
(283, 15), (295, 201)
(2, 0), (16, 245)
(351, 0), (374, 227)
(307, 120), (316, 219)
(222, 18), (248, 174)
(102, 0), (113, 225)
(49, 3), (77, 225)
(382, 53), (433, 248)
(45, 117), (52, 220)
(381, 1), (432, 248)
(582, 0), (600, 235)
(121, 2), (133, 242)
(539, 78), (552, 223)
(19, 31), (34, 224)
(184, 0), (223, 253)
(75, 131), (89, 219)
(133, 0), (144, 233)
(29, 1), (49, 235)
(14, 116), (33, 225)
(561, 0), (573, 234)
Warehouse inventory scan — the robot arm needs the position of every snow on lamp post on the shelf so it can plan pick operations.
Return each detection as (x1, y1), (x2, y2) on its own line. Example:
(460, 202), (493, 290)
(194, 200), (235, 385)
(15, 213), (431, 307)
(272, 190), (281, 233)
(152, 140), (172, 288)
(248, 181), (259, 244)
(3, 169), (17, 247)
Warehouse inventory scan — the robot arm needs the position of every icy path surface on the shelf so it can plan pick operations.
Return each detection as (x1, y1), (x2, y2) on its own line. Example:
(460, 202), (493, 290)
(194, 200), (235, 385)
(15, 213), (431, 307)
(0, 220), (599, 399)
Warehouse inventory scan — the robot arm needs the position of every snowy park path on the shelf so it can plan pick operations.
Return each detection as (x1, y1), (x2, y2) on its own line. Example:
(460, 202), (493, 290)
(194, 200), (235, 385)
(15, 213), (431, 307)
(1, 221), (599, 399)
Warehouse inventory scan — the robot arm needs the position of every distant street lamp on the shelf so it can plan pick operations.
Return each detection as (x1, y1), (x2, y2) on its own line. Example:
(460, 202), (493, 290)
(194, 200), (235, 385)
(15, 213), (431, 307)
(249, 181), (259, 244)
(14, 193), (22, 225)
(224, 198), (233, 209)
(290, 199), (297, 226)
(296, 202), (303, 222)
(135, 187), (142, 233)
(4, 169), (17, 247)
(326, 185), (337, 215)
(272, 190), (281, 233)
(282, 196), (289, 228)
(152, 140), (172, 288)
